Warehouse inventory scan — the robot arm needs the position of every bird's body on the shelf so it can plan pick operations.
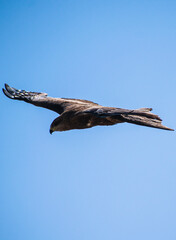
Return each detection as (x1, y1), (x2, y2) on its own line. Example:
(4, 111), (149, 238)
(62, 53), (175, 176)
(52, 107), (123, 132)
(2, 84), (174, 133)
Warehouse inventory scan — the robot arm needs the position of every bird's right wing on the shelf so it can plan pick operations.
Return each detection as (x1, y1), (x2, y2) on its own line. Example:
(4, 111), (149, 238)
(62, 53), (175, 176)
(2, 84), (99, 114)
(2, 84), (69, 114)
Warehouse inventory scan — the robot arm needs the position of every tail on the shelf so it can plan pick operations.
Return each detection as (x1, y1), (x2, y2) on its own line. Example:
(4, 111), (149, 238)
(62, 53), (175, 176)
(121, 108), (174, 131)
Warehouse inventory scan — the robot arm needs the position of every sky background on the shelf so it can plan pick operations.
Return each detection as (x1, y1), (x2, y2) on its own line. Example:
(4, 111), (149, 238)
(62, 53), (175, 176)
(0, 0), (176, 239)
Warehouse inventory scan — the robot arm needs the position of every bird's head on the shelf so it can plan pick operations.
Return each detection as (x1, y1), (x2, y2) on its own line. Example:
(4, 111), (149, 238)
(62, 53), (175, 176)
(49, 116), (63, 134)
(49, 128), (54, 134)
(49, 120), (58, 134)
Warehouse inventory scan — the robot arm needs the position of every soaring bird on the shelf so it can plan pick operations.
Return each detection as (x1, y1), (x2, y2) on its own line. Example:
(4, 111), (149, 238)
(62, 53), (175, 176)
(2, 84), (174, 134)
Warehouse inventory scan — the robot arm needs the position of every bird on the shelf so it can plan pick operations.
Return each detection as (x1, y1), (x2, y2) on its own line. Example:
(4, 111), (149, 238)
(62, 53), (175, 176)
(2, 83), (174, 134)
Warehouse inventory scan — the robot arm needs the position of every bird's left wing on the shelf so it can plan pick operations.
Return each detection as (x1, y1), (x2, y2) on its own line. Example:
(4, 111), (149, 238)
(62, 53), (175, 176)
(81, 107), (160, 119)
(81, 106), (174, 131)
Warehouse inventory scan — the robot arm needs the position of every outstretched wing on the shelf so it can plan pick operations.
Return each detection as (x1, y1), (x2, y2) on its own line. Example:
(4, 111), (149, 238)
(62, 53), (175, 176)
(2, 84), (99, 114)
(3, 84), (65, 114)
(81, 106), (174, 131)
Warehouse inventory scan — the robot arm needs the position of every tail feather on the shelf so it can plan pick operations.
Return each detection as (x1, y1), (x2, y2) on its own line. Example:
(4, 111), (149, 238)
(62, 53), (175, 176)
(121, 111), (174, 131)
(131, 109), (162, 121)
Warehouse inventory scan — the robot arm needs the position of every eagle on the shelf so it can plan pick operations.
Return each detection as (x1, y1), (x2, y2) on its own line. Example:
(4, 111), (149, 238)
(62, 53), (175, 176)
(2, 84), (174, 134)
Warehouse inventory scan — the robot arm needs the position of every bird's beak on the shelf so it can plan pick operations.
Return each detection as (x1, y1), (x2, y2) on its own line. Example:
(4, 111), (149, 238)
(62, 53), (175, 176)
(49, 128), (53, 135)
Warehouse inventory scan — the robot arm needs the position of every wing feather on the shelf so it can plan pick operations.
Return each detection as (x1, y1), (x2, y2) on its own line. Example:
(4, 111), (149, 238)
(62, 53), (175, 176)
(81, 106), (174, 131)
(3, 84), (66, 114)
(2, 84), (98, 114)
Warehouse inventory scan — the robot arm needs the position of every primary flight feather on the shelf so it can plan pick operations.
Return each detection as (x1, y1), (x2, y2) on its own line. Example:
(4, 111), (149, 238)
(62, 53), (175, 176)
(2, 84), (174, 133)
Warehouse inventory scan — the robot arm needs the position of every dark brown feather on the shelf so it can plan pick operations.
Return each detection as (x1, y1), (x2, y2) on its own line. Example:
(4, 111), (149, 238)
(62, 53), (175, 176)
(2, 83), (174, 132)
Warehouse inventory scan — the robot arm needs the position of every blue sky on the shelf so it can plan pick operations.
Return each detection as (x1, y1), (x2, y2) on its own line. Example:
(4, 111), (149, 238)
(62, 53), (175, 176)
(0, 1), (176, 239)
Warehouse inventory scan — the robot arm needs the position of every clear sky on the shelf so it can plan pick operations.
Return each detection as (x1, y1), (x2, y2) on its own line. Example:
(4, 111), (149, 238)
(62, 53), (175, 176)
(0, 1), (176, 240)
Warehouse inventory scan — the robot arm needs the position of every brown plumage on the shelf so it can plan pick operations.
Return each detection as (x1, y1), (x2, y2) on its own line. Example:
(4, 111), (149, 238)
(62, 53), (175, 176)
(2, 84), (174, 133)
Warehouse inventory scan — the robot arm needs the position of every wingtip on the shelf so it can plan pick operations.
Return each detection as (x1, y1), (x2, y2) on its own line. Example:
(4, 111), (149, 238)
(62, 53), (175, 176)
(4, 83), (9, 89)
(2, 87), (15, 99)
(5, 83), (18, 93)
(162, 126), (174, 131)
(2, 83), (19, 99)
